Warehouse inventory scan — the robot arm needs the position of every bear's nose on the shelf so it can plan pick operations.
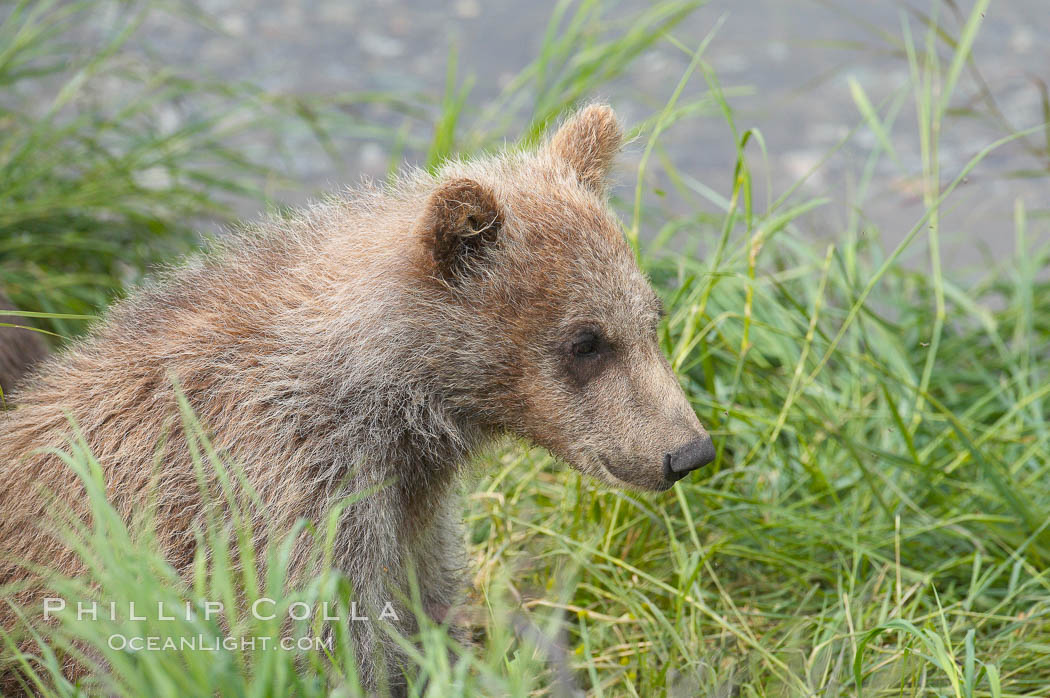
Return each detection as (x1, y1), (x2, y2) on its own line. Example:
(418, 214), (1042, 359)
(663, 434), (716, 482)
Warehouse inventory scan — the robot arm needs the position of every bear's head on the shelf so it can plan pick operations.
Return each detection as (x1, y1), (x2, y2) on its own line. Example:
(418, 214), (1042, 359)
(414, 104), (714, 491)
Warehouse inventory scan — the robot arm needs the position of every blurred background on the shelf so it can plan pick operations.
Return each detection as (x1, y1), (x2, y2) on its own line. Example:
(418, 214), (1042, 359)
(133, 0), (1050, 264)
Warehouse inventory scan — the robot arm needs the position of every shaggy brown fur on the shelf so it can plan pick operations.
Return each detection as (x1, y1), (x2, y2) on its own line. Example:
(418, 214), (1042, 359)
(0, 105), (712, 693)
(0, 293), (48, 399)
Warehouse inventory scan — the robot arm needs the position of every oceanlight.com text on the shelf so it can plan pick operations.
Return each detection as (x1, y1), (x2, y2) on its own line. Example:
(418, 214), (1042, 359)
(107, 634), (334, 652)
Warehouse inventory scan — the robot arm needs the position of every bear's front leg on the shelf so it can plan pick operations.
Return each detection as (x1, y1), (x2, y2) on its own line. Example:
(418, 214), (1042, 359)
(409, 494), (472, 644)
(330, 489), (421, 696)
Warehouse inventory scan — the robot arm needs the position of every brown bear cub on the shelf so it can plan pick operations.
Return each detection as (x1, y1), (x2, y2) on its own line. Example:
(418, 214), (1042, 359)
(0, 105), (714, 692)
(0, 293), (48, 399)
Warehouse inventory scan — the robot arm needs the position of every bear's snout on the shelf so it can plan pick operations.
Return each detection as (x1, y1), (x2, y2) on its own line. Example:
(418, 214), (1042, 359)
(663, 434), (716, 483)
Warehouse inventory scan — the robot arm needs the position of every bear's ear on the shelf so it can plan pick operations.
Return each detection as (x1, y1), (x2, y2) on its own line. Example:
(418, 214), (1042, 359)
(418, 177), (504, 282)
(548, 103), (623, 192)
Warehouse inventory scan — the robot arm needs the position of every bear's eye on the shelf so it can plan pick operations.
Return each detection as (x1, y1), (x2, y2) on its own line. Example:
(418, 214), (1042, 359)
(572, 334), (599, 358)
(561, 328), (609, 386)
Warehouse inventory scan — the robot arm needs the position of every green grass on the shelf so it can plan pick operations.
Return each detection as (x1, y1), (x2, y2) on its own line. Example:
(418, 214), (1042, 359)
(2, 0), (1049, 696)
